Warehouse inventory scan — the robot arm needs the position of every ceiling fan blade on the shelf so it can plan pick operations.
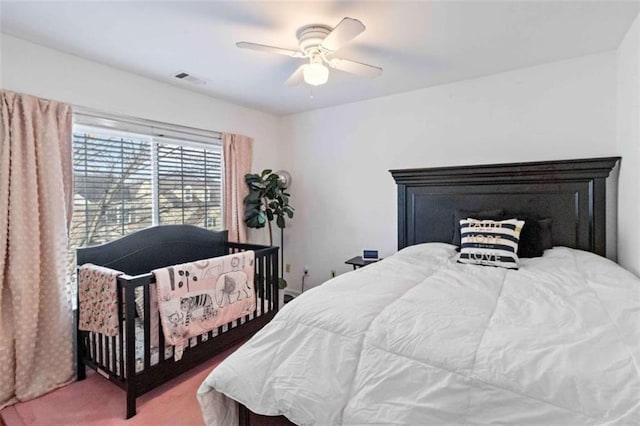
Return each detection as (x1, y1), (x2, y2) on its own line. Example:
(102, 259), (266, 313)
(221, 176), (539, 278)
(321, 17), (365, 52)
(236, 42), (305, 58)
(329, 58), (382, 78)
(285, 65), (306, 86)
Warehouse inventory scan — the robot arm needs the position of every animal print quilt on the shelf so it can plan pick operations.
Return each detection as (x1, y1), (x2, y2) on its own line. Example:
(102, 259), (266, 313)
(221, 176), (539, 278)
(153, 251), (256, 360)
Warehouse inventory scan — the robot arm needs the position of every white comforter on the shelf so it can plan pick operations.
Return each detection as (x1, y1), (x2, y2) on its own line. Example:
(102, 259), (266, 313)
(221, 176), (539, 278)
(198, 244), (640, 425)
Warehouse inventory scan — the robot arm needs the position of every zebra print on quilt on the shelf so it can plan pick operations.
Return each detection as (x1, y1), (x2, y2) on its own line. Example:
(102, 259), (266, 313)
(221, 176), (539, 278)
(458, 218), (525, 269)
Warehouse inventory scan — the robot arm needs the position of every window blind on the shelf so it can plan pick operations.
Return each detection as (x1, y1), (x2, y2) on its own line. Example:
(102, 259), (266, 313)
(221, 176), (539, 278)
(156, 142), (222, 229)
(70, 122), (222, 251)
(72, 130), (154, 248)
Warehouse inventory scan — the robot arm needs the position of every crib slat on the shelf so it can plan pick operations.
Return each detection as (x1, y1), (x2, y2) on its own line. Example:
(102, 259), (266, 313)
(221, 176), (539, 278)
(272, 251), (277, 311)
(104, 335), (110, 372)
(82, 334), (88, 360)
(158, 314), (165, 362)
(86, 335), (90, 360)
(104, 336), (111, 371)
(111, 336), (117, 374)
(253, 255), (259, 318)
(125, 283), (137, 381)
(118, 286), (125, 378)
(258, 254), (265, 316)
(143, 284), (151, 369)
(91, 333), (97, 362)
(98, 334), (104, 368)
(266, 254), (272, 312)
(273, 251), (279, 312)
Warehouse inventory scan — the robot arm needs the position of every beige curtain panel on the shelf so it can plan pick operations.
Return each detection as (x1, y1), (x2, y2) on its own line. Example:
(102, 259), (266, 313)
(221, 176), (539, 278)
(222, 133), (254, 243)
(0, 90), (75, 409)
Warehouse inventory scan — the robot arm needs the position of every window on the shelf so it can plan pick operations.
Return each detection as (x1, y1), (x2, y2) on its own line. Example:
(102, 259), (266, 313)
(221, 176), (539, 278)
(184, 186), (194, 203)
(156, 143), (221, 228)
(71, 113), (222, 252)
(72, 130), (153, 248)
(205, 217), (217, 228)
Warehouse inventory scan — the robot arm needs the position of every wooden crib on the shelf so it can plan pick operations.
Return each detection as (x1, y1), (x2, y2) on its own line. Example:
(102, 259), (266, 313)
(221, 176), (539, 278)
(75, 225), (280, 418)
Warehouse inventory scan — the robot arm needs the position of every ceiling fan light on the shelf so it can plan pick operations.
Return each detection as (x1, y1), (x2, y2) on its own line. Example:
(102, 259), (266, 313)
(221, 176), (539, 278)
(303, 63), (329, 86)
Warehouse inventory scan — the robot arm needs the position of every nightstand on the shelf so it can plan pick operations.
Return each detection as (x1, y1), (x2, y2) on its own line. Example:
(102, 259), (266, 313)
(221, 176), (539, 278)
(345, 256), (380, 270)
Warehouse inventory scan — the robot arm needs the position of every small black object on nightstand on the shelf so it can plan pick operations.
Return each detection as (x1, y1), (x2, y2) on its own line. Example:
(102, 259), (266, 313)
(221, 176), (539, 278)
(345, 256), (380, 270)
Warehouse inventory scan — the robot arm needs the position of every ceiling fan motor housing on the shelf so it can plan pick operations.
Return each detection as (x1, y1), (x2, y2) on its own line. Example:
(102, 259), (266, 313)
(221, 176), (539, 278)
(297, 24), (332, 55)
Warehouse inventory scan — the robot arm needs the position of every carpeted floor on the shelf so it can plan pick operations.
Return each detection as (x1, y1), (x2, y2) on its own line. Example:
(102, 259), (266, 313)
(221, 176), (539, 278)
(0, 344), (240, 426)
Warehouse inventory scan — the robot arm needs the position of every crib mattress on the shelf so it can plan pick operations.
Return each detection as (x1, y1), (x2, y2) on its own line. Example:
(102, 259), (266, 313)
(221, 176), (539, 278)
(95, 301), (270, 375)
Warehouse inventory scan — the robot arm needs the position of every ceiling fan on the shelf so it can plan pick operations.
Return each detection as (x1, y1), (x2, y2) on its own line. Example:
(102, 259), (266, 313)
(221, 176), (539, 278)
(236, 17), (383, 87)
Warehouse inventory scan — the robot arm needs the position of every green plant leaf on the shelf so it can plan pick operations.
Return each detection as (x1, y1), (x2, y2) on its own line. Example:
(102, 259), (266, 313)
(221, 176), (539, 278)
(261, 169), (272, 176)
(276, 215), (285, 228)
(258, 212), (267, 225)
(245, 215), (264, 228)
(245, 192), (261, 203)
(278, 278), (287, 289)
(244, 174), (261, 184)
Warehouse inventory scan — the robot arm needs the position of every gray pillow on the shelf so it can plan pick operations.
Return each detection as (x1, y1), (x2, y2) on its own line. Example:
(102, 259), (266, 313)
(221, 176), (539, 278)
(515, 217), (553, 258)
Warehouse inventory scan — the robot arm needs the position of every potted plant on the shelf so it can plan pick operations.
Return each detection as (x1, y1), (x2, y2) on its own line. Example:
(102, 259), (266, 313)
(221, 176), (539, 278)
(244, 169), (294, 307)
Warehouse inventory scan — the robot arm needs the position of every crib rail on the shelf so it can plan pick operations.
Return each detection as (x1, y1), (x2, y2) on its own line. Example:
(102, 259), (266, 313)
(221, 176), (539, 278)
(76, 241), (280, 418)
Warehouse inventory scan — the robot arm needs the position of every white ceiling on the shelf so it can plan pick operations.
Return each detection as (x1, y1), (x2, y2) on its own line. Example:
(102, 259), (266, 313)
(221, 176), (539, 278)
(1, 1), (638, 115)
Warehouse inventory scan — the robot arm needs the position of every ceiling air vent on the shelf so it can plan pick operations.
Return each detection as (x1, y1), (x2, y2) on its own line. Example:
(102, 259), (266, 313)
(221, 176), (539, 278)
(173, 71), (207, 86)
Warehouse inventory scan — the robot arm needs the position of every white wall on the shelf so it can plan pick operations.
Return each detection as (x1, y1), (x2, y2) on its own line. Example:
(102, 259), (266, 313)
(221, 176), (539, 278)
(616, 15), (640, 276)
(0, 34), (628, 289)
(282, 52), (618, 292)
(0, 34), (285, 245)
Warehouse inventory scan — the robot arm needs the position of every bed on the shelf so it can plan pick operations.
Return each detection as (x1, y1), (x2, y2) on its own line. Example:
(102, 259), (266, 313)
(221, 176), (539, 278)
(197, 157), (640, 425)
(75, 225), (280, 418)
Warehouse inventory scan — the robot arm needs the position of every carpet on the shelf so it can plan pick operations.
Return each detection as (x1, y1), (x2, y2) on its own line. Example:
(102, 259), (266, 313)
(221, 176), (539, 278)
(0, 344), (240, 426)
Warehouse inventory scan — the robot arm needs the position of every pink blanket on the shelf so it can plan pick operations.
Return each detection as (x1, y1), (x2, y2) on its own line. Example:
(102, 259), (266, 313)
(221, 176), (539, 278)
(152, 251), (256, 360)
(78, 263), (122, 336)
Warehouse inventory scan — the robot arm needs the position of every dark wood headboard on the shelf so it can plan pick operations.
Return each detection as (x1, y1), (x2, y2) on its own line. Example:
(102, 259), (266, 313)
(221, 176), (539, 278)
(390, 157), (619, 257)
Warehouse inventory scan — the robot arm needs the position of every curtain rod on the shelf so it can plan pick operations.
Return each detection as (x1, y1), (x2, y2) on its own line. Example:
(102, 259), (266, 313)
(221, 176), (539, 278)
(73, 105), (223, 141)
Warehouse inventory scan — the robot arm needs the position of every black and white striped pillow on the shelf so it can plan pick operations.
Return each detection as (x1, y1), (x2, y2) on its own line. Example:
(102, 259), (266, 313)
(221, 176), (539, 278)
(458, 218), (525, 269)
